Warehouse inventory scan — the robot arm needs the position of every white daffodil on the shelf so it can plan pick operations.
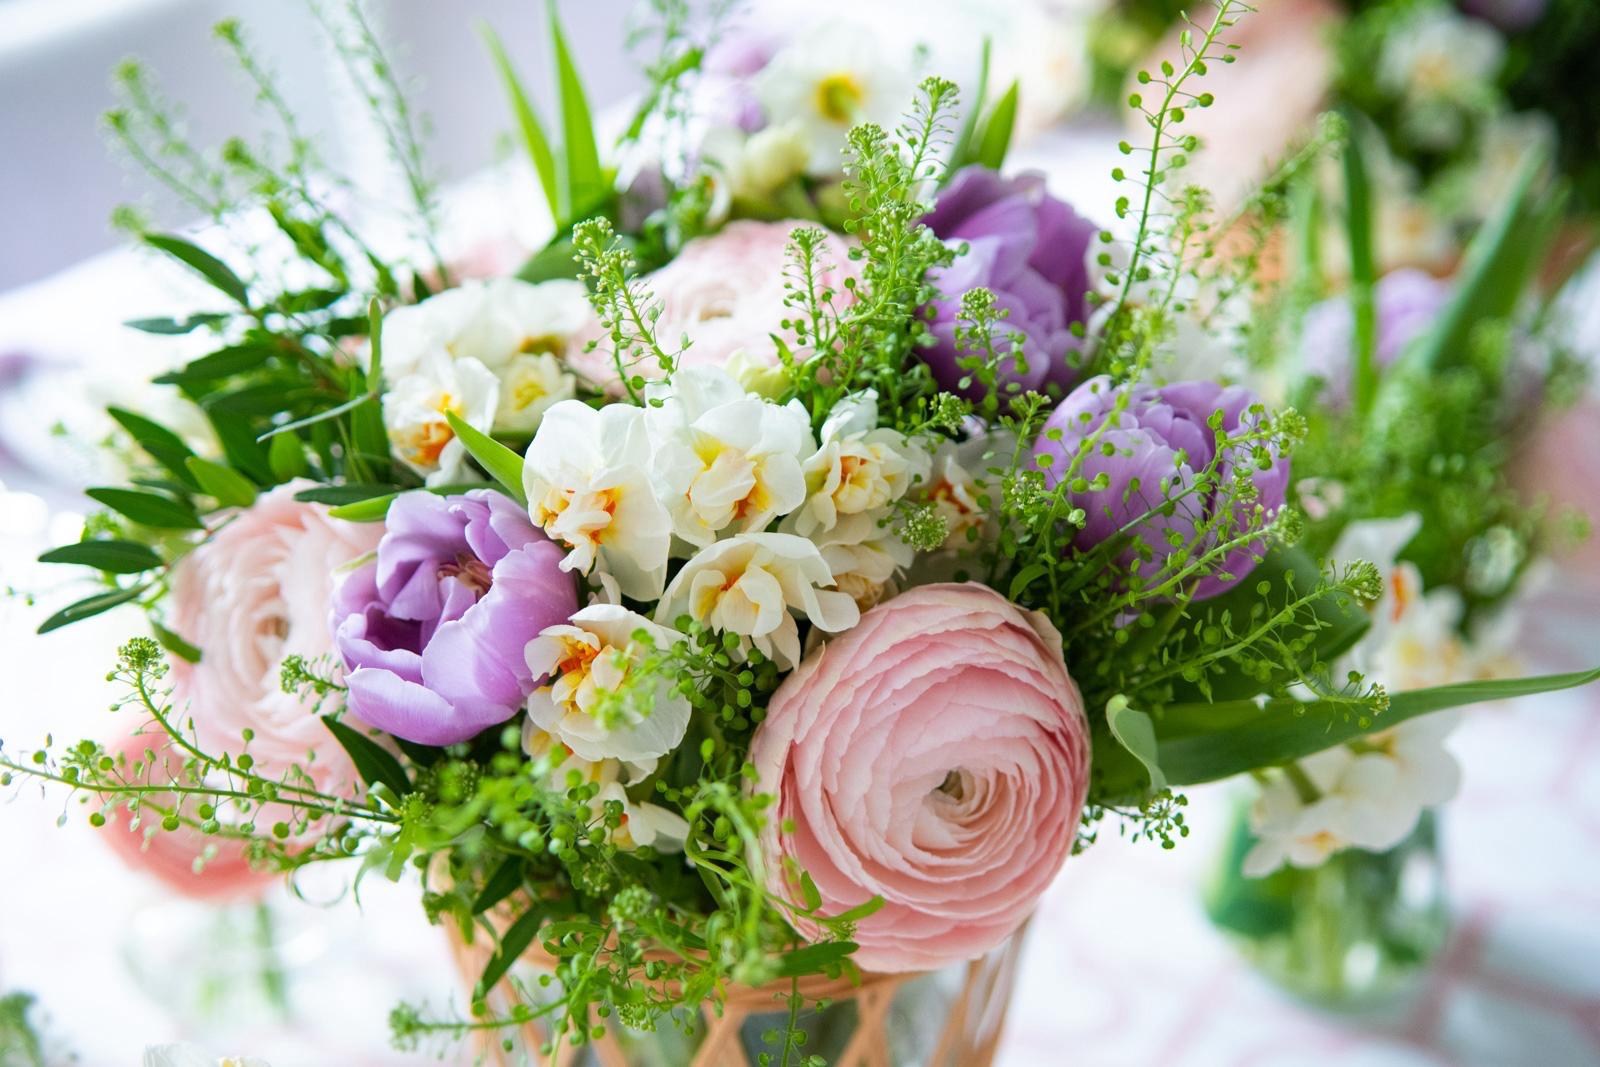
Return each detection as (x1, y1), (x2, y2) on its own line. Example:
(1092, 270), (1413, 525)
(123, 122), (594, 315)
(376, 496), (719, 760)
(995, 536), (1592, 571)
(646, 366), (813, 549)
(380, 278), (588, 435)
(1364, 712), (1463, 812)
(922, 433), (1009, 551)
(523, 401), (673, 601)
(522, 724), (689, 851)
(143, 1046), (269, 1067)
(383, 351), (498, 486)
(1243, 750), (1418, 876)
(656, 532), (860, 668)
(754, 22), (917, 177)
(813, 511), (914, 611)
(701, 119), (811, 204)
(525, 604), (690, 763)
(790, 392), (931, 539)
(1378, 7), (1505, 106)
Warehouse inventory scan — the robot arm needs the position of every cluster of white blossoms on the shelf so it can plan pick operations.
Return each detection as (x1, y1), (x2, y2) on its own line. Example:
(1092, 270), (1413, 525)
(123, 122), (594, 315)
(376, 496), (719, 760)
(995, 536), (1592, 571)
(379, 278), (590, 485)
(1245, 514), (1513, 876)
(1377, 4), (1505, 149)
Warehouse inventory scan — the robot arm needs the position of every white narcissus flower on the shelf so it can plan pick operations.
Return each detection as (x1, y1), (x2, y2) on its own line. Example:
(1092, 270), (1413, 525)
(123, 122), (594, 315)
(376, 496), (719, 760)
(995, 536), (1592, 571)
(814, 511), (915, 611)
(790, 391), (931, 539)
(1378, 7), (1505, 106)
(383, 350), (499, 486)
(646, 366), (813, 549)
(522, 725), (689, 851)
(701, 119), (811, 203)
(923, 434), (1006, 551)
(524, 604), (690, 763)
(380, 277), (588, 436)
(754, 22), (917, 176)
(523, 401), (673, 601)
(143, 1045), (269, 1067)
(655, 533), (860, 669)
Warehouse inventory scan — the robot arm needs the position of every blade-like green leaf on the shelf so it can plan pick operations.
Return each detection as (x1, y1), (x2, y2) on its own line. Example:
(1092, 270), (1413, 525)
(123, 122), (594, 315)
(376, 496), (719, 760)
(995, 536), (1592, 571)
(151, 620), (201, 663)
(1157, 667), (1600, 786)
(547, 0), (605, 220)
(293, 483), (402, 507)
(85, 488), (203, 530)
(445, 411), (528, 506)
(37, 585), (147, 634)
(268, 431), (310, 482)
(471, 857), (527, 916)
(476, 904), (546, 996)
(108, 407), (200, 490)
(1340, 123), (1378, 416)
(320, 715), (411, 799)
(153, 343), (277, 386)
(1106, 695), (1167, 793)
(975, 81), (1020, 172)
(255, 393), (374, 442)
(772, 940), (858, 978)
(143, 233), (250, 307)
(185, 457), (259, 508)
(37, 540), (162, 574)
(481, 22), (560, 223)
(328, 492), (399, 522)
(125, 312), (231, 335)
(948, 37), (993, 174)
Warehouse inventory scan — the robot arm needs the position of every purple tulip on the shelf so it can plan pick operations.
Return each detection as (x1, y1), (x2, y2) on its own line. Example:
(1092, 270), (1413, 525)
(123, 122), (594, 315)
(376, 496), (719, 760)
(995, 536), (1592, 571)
(922, 166), (1099, 401)
(1301, 269), (1452, 407)
(330, 489), (576, 746)
(1031, 375), (1290, 601)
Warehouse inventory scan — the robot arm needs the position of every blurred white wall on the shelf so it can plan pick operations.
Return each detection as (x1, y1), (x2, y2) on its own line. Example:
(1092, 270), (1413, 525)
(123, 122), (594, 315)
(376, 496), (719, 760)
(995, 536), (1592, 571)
(0, 0), (641, 291)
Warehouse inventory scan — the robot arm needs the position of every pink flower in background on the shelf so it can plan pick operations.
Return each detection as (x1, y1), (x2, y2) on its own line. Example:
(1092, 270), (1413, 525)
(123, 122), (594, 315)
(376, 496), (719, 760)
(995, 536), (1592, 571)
(98, 732), (273, 902)
(567, 221), (857, 391)
(750, 582), (1090, 972)
(167, 484), (382, 795)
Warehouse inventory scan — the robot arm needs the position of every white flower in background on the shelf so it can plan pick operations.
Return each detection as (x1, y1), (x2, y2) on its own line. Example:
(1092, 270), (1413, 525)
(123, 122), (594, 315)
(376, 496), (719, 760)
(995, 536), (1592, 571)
(1378, 7), (1505, 105)
(655, 532), (860, 668)
(523, 401), (673, 601)
(701, 119), (812, 204)
(1242, 752), (1413, 876)
(383, 351), (498, 486)
(754, 22), (918, 176)
(380, 278), (588, 436)
(522, 725), (689, 851)
(143, 1046), (269, 1067)
(524, 604), (691, 763)
(789, 392), (931, 538)
(923, 433), (1009, 551)
(645, 366), (814, 549)
(1466, 112), (1556, 220)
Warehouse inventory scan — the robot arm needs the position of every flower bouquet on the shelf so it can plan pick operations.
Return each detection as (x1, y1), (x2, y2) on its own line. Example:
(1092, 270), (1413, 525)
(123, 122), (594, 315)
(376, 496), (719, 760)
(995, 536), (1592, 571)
(4, 1), (1595, 1061)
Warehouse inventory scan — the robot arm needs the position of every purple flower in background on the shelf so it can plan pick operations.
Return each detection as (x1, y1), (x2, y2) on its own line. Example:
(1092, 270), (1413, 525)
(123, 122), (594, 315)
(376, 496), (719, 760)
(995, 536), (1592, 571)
(1458, 0), (1548, 32)
(1301, 269), (1451, 407)
(922, 166), (1099, 401)
(331, 490), (576, 746)
(702, 29), (778, 132)
(1031, 376), (1290, 601)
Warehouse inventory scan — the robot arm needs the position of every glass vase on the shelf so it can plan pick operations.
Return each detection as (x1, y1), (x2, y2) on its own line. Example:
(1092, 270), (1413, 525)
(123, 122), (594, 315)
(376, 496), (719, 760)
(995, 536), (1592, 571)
(447, 923), (1028, 1067)
(1205, 800), (1450, 1009)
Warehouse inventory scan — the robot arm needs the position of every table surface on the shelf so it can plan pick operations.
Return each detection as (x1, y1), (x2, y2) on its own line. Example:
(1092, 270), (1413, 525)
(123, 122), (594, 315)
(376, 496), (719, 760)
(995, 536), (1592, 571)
(1, 136), (1597, 1067)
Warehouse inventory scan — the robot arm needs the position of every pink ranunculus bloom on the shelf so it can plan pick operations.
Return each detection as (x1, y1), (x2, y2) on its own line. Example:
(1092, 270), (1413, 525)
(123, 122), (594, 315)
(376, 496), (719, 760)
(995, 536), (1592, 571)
(98, 731), (274, 902)
(166, 483), (383, 796)
(750, 582), (1091, 973)
(567, 220), (858, 392)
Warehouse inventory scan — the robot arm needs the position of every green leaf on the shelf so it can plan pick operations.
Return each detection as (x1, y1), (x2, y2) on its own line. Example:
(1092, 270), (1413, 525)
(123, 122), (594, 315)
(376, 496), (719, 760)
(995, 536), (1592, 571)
(293, 483), (402, 506)
(125, 312), (231, 335)
(445, 412), (527, 506)
(1340, 123), (1378, 416)
(1008, 561), (1049, 602)
(1106, 695), (1167, 793)
(1157, 667), (1600, 786)
(974, 81), (1019, 172)
(320, 715), (411, 798)
(208, 411), (274, 485)
(472, 857), (526, 915)
(799, 871), (823, 912)
(153, 343), (277, 386)
(268, 431), (310, 481)
(481, 22), (560, 223)
(152, 620), (201, 663)
(772, 940), (857, 977)
(185, 457), (258, 508)
(107, 407), (199, 490)
(948, 37), (993, 173)
(37, 540), (162, 574)
(547, 0), (605, 221)
(327, 493), (399, 522)
(476, 904), (546, 996)
(85, 488), (203, 529)
(37, 585), (147, 634)
(255, 393), (375, 442)
(514, 235), (581, 283)
(142, 233), (250, 307)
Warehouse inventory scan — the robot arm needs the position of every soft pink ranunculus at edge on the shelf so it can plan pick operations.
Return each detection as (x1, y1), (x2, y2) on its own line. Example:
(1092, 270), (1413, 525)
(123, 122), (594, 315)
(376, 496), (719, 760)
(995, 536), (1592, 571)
(98, 731), (274, 902)
(750, 582), (1091, 973)
(167, 482), (383, 796)
(566, 220), (859, 391)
